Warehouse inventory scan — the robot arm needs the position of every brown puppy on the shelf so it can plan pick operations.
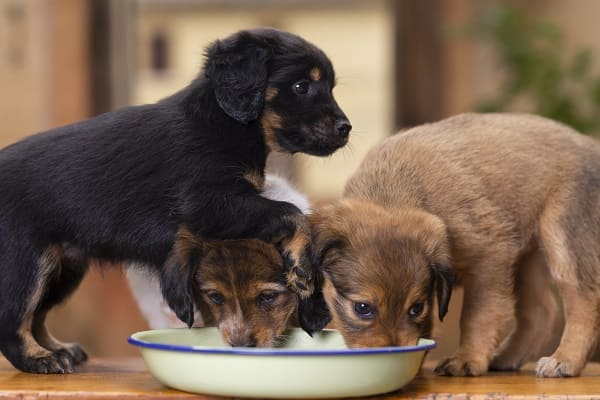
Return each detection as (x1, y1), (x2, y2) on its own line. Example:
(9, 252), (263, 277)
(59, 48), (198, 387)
(309, 113), (600, 377)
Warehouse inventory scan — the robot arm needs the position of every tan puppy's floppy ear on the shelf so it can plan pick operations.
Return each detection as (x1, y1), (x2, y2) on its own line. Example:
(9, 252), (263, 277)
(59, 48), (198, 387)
(431, 262), (454, 321)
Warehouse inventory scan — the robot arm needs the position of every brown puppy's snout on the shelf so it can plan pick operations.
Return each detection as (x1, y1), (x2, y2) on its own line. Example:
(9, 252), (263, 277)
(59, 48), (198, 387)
(229, 334), (257, 348)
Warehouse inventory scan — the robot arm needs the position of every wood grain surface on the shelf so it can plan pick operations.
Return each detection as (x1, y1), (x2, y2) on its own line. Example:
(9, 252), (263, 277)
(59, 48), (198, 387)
(1, 358), (600, 399)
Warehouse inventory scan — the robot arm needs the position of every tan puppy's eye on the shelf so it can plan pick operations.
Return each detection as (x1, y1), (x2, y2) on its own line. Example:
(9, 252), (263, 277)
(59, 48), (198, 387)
(257, 291), (279, 306)
(408, 302), (425, 317)
(207, 291), (225, 305)
(353, 302), (375, 319)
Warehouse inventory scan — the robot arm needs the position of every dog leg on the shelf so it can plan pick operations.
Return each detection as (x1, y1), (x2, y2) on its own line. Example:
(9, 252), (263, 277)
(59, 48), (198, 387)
(435, 254), (516, 376)
(32, 310), (88, 368)
(0, 244), (87, 373)
(535, 200), (599, 377)
(491, 251), (562, 371)
(536, 285), (598, 377)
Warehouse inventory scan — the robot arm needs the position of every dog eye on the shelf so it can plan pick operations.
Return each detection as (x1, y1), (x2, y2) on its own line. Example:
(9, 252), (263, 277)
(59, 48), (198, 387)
(257, 292), (279, 305)
(354, 302), (375, 318)
(408, 302), (425, 317)
(292, 80), (310, 95)
(207, 292), (225, 305)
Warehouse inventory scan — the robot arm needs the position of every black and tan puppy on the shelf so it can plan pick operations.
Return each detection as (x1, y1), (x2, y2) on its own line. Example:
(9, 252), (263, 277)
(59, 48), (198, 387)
(167, 233), (296, 348)
(306, 113), (600, 378)
(0, 28), (350, 373)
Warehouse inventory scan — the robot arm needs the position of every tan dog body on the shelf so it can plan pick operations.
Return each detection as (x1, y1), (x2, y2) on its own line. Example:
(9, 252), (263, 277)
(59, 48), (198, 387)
(313, 113), (600, 377)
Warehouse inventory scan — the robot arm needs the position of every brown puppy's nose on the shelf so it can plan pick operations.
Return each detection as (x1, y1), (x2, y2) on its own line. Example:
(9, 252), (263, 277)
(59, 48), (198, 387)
(335, 119), (352, 138)
(230, 336), (257, 347)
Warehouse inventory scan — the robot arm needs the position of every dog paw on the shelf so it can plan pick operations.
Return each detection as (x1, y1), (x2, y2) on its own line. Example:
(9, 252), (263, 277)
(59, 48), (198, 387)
(434, 356), (488, 377)
(24, 351), (76, 374)
(62, 343), (88, 365)
(284, 252), (314, 299)
(536, 356), (581, 378)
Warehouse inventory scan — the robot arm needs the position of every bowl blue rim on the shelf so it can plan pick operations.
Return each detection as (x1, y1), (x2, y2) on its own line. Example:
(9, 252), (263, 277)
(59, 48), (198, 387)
(127, 329), (436, 356)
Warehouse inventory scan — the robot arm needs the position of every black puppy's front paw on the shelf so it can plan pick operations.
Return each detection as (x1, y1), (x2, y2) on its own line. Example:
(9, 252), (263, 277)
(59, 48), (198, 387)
(22, 351), (77, 374)
(284, 249), (314, 299)
(281, 215), (314, 299)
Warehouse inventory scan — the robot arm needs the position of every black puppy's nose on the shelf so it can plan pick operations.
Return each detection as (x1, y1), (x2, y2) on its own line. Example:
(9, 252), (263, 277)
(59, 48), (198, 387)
(335, 119), (352, 137)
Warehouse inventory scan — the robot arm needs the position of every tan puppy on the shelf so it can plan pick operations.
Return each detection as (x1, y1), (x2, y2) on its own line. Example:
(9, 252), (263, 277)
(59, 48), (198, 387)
(309, 113), (600, 377)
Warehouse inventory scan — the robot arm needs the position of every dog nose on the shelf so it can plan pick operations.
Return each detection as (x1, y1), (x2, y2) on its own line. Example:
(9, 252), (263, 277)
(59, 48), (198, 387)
(230, 336), (257, 347)
(335, 119), (352, 137)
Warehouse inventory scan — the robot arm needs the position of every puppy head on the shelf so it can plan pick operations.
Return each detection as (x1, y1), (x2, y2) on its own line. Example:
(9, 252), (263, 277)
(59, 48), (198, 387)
(198, 240), (297, 347)
(204, 28), (351, 156)
(305, 199), (454, 347)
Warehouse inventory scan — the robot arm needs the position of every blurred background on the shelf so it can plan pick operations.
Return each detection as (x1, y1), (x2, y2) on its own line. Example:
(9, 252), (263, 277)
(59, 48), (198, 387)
(2, 0), (600, 360)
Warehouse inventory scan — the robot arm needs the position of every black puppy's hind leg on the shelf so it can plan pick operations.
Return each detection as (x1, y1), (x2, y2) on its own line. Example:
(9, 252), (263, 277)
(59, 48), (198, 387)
(33, 244), (89, 368)
(0, 244), (85, 373)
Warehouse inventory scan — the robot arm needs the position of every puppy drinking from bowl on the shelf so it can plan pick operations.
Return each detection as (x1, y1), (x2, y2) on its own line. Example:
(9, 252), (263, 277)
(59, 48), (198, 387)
(127, 175), (311, 347)
(306, 113), (600, 377)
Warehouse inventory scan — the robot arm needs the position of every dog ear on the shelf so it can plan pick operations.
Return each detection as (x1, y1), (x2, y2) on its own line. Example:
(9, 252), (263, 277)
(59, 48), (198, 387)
(297, 209), (352, 334)
(159, 256), (198, 328)
(204, 33), (272, 124)
(431, 262), (454, 322)
(160, 230), (205, 328)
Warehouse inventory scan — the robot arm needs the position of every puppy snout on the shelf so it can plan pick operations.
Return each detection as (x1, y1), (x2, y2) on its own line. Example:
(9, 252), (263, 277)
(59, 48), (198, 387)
(229, 335), (257, 347)
(335, 119), (352, 138)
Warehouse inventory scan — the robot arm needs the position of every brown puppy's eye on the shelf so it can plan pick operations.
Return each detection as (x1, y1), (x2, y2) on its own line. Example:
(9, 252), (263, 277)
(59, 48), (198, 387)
(408, 302), (424, 317)
(207, 292), (225, 305)
(292, 80), (310, 95)
(257, 292), (279, 305)
(354, 302), (375, 319)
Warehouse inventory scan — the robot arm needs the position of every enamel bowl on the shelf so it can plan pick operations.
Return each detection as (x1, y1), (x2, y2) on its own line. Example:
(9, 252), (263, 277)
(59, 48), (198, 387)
(128, 327), (435, 398)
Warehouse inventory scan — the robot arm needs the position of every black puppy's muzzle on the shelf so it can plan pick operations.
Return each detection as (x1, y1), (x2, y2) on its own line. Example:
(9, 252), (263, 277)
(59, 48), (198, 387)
(335, 118), (352, 139)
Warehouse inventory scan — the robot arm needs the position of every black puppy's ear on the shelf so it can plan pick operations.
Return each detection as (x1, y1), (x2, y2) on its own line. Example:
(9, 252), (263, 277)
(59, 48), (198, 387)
(204, 33), (272, 124)
(431, 262), (454, 322)
(159, 247), (202, 328)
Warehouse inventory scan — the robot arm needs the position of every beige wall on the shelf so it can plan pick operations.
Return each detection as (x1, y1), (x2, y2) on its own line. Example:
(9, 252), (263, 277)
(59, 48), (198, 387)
(0, 0), (50, 146)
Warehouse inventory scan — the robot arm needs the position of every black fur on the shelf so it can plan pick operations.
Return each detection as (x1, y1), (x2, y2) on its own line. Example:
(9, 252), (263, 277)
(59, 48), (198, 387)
(0, 28), (350, 373)
(432, 263), (454, 321)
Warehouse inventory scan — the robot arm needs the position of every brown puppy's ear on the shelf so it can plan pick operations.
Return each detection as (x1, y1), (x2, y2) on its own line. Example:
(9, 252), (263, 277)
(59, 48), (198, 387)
(298, 208), (350, 334)
(160, 228), (205, 327)
(431, 262), (454, 321)
(204, 32), (272, 124)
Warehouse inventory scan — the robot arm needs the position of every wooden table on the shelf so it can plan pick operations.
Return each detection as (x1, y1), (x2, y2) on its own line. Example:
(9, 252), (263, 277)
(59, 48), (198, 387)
(1, 358), (600, 399)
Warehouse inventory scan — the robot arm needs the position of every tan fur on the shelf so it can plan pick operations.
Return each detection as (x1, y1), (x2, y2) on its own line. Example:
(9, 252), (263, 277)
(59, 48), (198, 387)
(260, 109), (284, 152)
(310, 67), (321, 81)
(19, 245), (62, 359)
(312, 113), (600, 377)
(265, 86), (279, 102)
(196, 240), (296, 347)
(281, 214), (313, 298)
(243, 170), (265, 192)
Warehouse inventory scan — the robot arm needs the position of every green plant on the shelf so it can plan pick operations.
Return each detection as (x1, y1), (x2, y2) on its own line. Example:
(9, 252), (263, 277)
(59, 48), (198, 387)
(470, 5), (600, 134)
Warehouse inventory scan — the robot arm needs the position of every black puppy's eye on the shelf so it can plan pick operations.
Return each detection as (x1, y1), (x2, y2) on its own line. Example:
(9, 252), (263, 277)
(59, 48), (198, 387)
(354, 302), (375, 319)
(258, 292), (279, 305)
(293, 80), (310, 95)
(408, 302), (425, 318)
(207, 292), (225, 305)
